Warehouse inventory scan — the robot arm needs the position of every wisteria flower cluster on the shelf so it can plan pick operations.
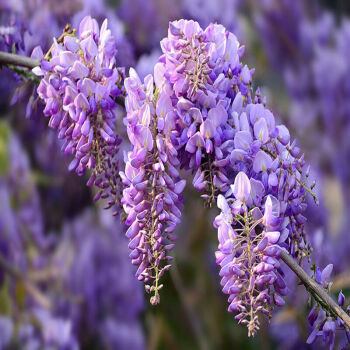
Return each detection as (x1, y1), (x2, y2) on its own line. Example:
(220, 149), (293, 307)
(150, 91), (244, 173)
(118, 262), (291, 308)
(5, 13), (348, 347)
(148, 19), (316, 327)
(34, 16), (124, 214)
(121, 69), (185, 304)
(155, 19), (249, 199)
(215, 172), (286, 336)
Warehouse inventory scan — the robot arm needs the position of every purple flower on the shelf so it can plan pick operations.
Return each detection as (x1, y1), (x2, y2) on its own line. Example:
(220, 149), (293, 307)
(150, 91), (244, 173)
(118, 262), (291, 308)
(121, 69), (185, 304)
(155, 19), (314, 335)
(231, 171), (251, 203)
(306, 263), (349, 349)
(214, 184), (287, 336)
(35, 16), (125, 214)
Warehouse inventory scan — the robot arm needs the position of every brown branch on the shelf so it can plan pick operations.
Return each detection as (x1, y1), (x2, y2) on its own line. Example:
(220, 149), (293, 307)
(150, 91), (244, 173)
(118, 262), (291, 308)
(280, 250), (350, 328)
(0, 51), (39, 69)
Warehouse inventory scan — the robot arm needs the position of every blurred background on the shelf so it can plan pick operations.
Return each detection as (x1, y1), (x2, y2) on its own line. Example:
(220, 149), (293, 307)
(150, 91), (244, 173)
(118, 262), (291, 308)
(0, 0), (350, 349)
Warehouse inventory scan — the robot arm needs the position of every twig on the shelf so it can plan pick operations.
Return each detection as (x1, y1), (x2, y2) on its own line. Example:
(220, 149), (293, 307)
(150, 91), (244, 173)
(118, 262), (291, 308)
(44, 24), (75, 60)
(0, 253), (52, 309)
(280, 250), (350, 328)
(0, 51), (39, 69)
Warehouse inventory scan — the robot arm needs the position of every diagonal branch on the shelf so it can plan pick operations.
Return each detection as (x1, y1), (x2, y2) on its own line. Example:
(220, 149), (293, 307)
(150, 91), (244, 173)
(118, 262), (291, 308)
(280, 250), (350, 329)
(0, 51), (39, 69)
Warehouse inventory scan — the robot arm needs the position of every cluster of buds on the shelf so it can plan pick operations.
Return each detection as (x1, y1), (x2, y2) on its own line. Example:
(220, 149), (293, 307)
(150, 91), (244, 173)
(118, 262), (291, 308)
(34, 16), (125, 213)
(215, 172), (286, 336)
(121, 69), (185, 304)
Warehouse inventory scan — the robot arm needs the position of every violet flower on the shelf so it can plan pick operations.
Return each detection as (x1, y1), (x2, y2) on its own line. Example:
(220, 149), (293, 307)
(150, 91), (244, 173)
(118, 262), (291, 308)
(215, 174), (286, 336)
(121, 68), (185, 304)
(35, 16), (125, 214)
(155, 19), (314, 334)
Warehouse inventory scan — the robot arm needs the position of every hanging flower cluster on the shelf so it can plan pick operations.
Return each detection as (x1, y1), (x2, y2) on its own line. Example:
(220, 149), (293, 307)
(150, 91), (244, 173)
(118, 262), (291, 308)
(34, 16), (124, 213)
(215, 172), (286, 336)
(29, 16), (350, 345)
(149, 19), (318, 330)
(34, 16), (316, 323)
(121, 69), (186, 304)
(154, 20), (252, 204)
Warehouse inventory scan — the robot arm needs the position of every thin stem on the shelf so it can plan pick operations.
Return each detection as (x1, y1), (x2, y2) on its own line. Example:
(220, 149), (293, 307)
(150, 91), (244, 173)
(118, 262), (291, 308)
(280, 250), (350, 329)
(0, 253), (51, 309)
(43, 24), (75, 60)
(0, 51), (39, 69)
(245, 210), (256, 337)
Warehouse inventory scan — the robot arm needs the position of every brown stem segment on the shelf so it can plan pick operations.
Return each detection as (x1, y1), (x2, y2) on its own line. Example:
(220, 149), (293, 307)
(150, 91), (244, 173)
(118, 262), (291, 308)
(0, 51), (39, 69)
(280, 250), (350, 329)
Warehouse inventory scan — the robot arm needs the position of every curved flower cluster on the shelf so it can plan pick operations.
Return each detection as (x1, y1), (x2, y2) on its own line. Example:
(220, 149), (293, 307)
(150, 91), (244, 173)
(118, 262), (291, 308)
(35, 16), (124, 213)
(307, 264), (350, 350)
(121, 69), (186, 304)
(215, 172), (286, 336)
(154, 19), (315, 332)
(157, 19), (313, 257)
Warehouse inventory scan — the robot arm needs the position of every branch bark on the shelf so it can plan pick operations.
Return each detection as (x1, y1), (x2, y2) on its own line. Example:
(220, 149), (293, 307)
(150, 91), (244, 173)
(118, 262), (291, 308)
(280, 250), (350, 329)
(0, 51), (39, 69)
